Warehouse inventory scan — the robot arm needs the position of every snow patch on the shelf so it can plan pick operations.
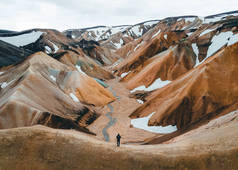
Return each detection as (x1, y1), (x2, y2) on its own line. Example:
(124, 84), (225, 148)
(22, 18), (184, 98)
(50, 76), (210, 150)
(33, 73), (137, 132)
(70, 93), (79, 102)
(50, 75), (56, 82)
(1, 82), (8, 89)
(164, 34), (168, 39)
(206, 31), (233, 58)
(110, 26), (129, 35)
(152, 30), (161, 38)
(87, 27), (109, 41)
(49, 41), (59, 53)
(185, 17), (196, 23)
(121, 71), (131, 78)
(0, 72), (4, 76)
(204, 17), (221, 24)
(186, 32), (193, 36)
(134, 44), (140, 51)
(131, 112), (177, 134)
(196, 31), (238, 66)
(204, 13), (238, 24)
(130, 26), (143, 37)
(0, 79), (15, 89)
(111, 59), (122, 68)
(88, 31), (93, 37)
(228, 33), (238, 46)
(76, 65), (86, 75)
(112, 62), (119, 67)
(136, 99), (144, 104)
(192, 43), (199, 57)
(124, 34), (129, 38)
(0, 31), (44, 47)
(199, 28), (217, 37)
(192, 43), (201, 67)
(144, 20), (159, 27)
(130, 78), (171, 93)
(134, 41), (144, 51)
(126, 51), (131, 56)
(72, 34), (76, 39)
(45, 46), (52, 54)
(113, 39), (124, 49)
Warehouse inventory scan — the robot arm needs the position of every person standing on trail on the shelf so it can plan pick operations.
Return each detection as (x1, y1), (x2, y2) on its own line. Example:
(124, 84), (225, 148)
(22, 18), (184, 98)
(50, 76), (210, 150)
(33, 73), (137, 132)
(116, 133), (121, 147)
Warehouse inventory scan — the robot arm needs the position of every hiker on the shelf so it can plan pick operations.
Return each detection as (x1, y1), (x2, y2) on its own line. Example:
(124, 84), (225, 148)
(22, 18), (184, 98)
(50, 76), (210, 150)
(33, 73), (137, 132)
(116, 133), (121, 147)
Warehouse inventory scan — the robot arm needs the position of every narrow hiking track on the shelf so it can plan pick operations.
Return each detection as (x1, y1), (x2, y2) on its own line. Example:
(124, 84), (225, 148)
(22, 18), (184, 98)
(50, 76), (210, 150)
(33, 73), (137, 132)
(102, 103), (116, 141)
(102, 87), (120, 142)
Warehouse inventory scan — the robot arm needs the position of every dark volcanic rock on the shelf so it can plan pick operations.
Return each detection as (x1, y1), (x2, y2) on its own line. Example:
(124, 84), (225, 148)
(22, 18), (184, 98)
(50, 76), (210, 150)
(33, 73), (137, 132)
(0, 40), (34, 67)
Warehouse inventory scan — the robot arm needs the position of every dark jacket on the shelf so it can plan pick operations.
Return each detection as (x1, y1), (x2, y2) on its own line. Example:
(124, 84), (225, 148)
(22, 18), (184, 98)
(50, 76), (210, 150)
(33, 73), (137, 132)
(116, 134), (121, 140)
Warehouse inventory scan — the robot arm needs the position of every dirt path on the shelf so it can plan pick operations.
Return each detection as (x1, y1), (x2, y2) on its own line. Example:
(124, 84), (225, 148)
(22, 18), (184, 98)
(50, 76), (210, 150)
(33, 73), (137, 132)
(102, 87), (120, 141)
(88, 79), (156, 143)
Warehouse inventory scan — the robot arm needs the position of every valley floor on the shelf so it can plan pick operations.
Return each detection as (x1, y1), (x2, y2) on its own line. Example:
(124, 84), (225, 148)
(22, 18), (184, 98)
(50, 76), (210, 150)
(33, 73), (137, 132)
(88, 77), (157, 144)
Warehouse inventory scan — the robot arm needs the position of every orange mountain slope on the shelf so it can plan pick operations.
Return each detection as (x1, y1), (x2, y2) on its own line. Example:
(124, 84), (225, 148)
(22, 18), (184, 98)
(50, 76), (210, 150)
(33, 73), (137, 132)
(130, 43), (238, 130)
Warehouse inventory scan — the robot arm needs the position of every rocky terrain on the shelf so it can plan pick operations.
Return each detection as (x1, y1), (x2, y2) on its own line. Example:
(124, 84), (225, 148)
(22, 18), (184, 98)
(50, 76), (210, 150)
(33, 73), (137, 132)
(0, 10), (238, 169)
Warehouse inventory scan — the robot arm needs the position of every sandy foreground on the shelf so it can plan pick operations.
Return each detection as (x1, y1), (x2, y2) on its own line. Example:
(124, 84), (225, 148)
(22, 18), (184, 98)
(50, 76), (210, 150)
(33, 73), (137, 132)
(0, 108), (238, 170)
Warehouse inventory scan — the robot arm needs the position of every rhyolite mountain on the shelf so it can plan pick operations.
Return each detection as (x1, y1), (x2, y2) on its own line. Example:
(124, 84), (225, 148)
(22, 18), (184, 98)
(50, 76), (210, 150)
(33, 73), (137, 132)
(0, 10), (238, 170)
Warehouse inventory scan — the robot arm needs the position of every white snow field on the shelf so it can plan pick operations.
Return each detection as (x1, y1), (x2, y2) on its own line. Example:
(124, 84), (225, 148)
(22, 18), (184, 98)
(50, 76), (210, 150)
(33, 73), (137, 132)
(130, 78), (171, 93)
(131, 112), (177, 134)
(0, 31), (44, 47)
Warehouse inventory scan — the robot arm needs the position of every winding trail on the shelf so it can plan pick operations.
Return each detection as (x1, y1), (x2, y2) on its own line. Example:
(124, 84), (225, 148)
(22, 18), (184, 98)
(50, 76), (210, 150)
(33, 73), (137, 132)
(108, 86), (120, 100)
(102, 87), (120, 141)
